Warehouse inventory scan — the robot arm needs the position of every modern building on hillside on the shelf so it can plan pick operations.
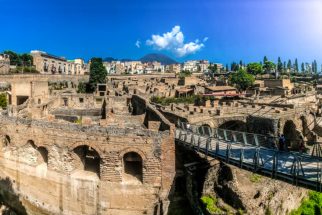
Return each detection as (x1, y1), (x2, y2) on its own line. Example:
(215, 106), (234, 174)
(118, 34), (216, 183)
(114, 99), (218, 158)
(0, 54), (10, 74)
(31, 50), (87, 75)
(167, 64), (181, 74)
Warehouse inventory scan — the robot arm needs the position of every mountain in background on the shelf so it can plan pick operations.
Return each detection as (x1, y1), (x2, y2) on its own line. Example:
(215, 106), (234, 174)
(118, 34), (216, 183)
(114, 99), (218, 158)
(139, 53), (177, 65)
(103, 57), (134, 62)
(103, 53), (177, 65)
(103, 57), (118, 62)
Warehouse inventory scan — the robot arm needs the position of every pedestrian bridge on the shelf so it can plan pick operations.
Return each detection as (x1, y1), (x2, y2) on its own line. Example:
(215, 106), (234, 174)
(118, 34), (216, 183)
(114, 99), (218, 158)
(175, 122), (322, 191)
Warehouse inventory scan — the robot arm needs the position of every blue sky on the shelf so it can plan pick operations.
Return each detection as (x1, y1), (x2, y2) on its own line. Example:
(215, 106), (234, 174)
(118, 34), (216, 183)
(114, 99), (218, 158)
(0, 0), (322, 65)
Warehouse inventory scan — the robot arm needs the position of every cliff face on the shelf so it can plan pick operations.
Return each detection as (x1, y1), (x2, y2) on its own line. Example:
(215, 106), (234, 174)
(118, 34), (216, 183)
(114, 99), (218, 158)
(202, 162), (309, 215)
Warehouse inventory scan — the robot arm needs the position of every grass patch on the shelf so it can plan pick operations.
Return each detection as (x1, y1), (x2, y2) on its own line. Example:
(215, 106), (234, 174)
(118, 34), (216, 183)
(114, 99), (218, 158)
(290, 191), (322, 215)
(250, 173), (262, 183)
(200, 195), (223, 214)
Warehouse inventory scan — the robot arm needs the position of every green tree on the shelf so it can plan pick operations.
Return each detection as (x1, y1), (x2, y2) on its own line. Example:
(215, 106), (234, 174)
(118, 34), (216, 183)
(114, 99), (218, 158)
(208, 64), (218, 73)
(0, 94), (7, 109)
(88, 58), (107, 92)
(239, 60), (243, 67)
(277, 57), (283, 73)
(287, 59), (292, 71)
(294, 58), (299, 72)
(263, 61), (276, 73)
(301, 63), (305, 73)
(179, 70), (192, 78)
(229, 69), (255, 92)
(247, 62), (263, 76)
(231, 62), (239, 71)
(225, 64), (229, 72)
(263, 56), (268, 63)
(4, 50), (21, 65)
(312, 60), (318, 74)
(77, 82), (87, 93)
(20, 53), (33, 66)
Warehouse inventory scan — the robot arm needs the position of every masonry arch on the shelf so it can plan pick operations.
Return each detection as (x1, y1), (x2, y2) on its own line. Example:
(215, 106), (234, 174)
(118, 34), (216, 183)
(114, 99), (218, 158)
(73, 145), (101, 178)
(198, 124), (212, 136)
(122, 152), (143, 184)
(20, 140), (49, 167)
(283, 120), (302, 149)
(218, 120), (247, 132)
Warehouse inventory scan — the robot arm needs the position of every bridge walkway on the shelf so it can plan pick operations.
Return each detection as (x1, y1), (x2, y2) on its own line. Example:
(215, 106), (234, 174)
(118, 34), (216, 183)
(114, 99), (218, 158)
(175, 122), (322, 191)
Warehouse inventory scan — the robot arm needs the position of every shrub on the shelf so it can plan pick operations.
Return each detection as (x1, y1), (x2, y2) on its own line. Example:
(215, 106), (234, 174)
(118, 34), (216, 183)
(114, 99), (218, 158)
(0, 93), (7, 108)
(200, 195), (222, 214)
(250, 173), (262, 183)
(290, 191), (322, 215)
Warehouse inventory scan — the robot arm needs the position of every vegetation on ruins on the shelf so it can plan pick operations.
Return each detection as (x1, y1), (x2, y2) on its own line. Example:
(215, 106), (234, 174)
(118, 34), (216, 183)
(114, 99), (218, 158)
(88, 58), (107, 92)
(263, 60), (276, 73)
(3, 50), (33, 66)
(151, 95), (201, 106)
(200, 195), (223, 214)
(208, 64), (218, 73)
(229, 69), (255, 91)
(290, 191), (322, 215)
(250, 173), (262, 183)
(0, 94), (7, 109)
(179, 70), (192, 78)
(77, 82), (87, 93)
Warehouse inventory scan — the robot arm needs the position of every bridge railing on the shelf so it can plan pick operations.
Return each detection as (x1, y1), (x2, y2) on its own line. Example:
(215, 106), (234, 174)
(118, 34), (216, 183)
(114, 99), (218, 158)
(176, 122), (322, 191)
(177, 121), (322, 157)
(177, 121), (278, 148)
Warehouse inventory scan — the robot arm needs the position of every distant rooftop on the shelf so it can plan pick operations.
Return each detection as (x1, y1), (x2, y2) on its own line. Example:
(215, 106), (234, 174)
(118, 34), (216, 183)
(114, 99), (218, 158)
(31, 50), (66, 62)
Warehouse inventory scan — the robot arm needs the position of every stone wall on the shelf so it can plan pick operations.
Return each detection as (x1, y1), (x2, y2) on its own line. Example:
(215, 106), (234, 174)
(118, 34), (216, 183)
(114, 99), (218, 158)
(0, 95), (175, 215)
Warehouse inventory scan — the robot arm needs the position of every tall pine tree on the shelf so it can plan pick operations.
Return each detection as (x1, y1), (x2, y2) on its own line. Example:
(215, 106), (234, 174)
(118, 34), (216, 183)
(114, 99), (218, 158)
(88, 58), (107, 92)
(287, 60), (292, 71)
(277, 57), (283, 73)
(263, 56), (268, 63)
(301, 63), (305, 73)
(294, 58), (299, 73)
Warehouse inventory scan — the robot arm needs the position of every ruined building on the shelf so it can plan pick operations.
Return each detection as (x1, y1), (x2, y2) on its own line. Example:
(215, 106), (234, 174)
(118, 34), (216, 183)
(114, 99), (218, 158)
(0, 77), (175, 215)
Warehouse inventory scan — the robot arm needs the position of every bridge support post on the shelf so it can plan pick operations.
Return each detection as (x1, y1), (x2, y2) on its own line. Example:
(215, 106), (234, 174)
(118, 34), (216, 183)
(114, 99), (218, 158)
(224, 130), (228, 141)
(242, 133), (248, 145)
(215, 140), (219, 157)
(254, 134), (259, 146)
(190, 134), (195, 149)
(240, 148), (244, 168)
(205, 138), (209, 156)
(253, 148), (260, 172)
(226, 143), (231, 163)
(197, 136), (201, 152)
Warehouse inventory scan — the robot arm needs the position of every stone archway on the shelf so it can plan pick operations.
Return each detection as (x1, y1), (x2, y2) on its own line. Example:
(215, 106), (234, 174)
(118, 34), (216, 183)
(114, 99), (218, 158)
(283, 120), (302, 149)
(219, 120), (247, 132)
(18, 140), (49, 171)
(73, 145), (101, 178)
(198, 124), (212, 136)
(123, 152), (143, 184)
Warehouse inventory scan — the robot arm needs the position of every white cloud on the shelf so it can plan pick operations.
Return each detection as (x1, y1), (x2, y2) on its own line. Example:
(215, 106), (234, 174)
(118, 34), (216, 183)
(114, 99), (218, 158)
(176, 42), (205, 57)
(135, 40), (141, 48)
(203, 37), (209, 42)
(146, 25), (206, 57)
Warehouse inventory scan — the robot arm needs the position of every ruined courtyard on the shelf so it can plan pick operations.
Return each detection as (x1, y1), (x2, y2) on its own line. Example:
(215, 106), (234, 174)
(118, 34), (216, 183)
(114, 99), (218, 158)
(0, 72), (321, 215)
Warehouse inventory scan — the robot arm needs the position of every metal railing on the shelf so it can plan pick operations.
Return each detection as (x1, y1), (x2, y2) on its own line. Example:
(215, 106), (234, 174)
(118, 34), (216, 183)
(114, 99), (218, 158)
(175, 122), (322, 191)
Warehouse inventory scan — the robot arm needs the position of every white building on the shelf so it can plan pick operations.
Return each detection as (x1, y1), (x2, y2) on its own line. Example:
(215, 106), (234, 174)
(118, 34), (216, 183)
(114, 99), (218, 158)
(31, 50), (88, 75)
